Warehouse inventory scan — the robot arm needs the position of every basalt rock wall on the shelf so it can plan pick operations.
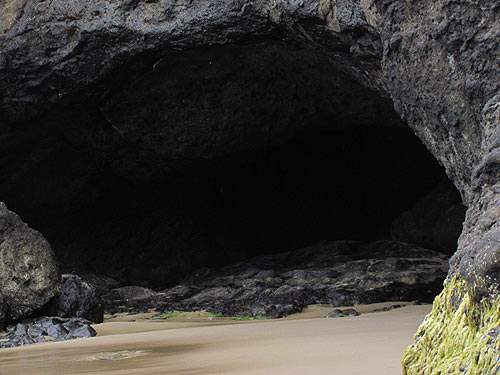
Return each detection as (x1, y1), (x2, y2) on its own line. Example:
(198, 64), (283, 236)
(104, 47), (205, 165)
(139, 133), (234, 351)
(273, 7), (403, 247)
(0, 0), (499, 372)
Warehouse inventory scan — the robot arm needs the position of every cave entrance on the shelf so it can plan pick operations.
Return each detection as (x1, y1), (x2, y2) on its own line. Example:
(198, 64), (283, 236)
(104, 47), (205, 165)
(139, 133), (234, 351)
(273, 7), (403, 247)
(0, 41), (465, 294)
(23, 122), (463, 290)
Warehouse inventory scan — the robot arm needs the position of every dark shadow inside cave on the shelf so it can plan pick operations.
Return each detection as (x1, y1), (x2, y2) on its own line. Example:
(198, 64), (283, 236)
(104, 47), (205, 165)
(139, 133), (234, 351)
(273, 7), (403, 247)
(1, 123), (464, 289)
(0, 41), (466, 290)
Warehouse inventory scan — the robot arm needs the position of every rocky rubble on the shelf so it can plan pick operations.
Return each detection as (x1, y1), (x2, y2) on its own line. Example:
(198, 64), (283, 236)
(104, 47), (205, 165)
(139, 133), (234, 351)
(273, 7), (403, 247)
(0, 317), (96, 348)
(159, 240), (447, 318)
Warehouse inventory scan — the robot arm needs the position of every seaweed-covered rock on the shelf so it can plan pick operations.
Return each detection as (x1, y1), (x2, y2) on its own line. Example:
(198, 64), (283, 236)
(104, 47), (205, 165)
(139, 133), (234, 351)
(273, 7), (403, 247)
(45, 274), (103, 323)
(0, 317), (96, 348)
(0, 202), (59, 322)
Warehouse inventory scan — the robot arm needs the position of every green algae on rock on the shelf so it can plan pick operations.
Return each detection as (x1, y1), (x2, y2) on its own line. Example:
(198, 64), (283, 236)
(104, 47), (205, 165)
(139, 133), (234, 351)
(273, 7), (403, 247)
(403, 277), (500, 375)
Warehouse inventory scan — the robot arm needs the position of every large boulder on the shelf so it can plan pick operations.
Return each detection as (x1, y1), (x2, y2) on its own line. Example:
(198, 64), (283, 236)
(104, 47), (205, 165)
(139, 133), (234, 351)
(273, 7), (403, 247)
(0, 202), (59, 322)
(45, 274), (103, 323)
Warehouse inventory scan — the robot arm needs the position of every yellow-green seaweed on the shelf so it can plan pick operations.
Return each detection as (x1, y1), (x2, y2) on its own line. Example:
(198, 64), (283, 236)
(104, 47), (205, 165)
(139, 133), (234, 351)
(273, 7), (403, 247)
(403, 277), (500, 375)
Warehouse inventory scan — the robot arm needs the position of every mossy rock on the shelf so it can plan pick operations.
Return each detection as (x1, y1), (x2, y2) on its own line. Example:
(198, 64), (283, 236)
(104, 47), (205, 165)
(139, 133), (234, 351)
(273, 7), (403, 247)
(403, 277), (500, 375)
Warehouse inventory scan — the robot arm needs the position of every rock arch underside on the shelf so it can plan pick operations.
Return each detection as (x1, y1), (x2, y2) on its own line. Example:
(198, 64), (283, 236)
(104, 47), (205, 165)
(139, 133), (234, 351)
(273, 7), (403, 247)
(0, 0), (499, 373)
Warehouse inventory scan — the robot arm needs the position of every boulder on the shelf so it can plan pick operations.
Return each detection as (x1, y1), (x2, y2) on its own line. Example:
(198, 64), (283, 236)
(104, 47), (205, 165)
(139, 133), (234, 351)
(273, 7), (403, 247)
(0, 202), (59, 322)
(45, 274), (103, 323)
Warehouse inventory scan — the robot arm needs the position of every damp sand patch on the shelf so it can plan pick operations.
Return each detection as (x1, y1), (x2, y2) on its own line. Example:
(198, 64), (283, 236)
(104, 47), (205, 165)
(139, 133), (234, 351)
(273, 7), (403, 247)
(82, 349), (151, 361)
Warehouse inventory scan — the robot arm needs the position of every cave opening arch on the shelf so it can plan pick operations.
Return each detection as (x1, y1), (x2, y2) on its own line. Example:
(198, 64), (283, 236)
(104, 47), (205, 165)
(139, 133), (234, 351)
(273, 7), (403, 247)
(0, 40), (464, 291)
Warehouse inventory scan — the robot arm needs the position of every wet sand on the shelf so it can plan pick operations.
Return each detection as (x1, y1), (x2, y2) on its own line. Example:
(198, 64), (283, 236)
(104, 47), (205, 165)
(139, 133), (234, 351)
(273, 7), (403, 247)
(0, 304), (431, 375)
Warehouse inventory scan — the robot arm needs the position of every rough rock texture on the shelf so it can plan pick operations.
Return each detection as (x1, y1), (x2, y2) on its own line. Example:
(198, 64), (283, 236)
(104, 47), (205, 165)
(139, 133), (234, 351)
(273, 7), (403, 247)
(0, 317), (96, 348)
(373, 0), (500, 290)
(103, 241), (447, 317)
(161, 240), (447, 318)
(391, 178), (466, 254)
(1, 0), (500, 372)
(45, 274), (103, 323)
(0, 202), (59, 322)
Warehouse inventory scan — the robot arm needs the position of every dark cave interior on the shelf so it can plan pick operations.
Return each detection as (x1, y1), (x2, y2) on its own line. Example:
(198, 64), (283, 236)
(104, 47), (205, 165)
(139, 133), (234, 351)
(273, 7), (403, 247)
(0, 41), (465, 289)
(0, 122), (463, 289)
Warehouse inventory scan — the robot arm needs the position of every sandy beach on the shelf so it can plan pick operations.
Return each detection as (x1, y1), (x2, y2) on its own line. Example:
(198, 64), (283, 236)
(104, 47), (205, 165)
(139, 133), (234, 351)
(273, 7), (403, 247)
(0, 303), (431, 375)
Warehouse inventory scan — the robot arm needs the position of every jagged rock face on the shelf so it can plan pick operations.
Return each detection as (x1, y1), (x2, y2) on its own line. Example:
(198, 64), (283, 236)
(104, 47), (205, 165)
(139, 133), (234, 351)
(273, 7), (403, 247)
(0, 202), (59, 323)
(373, 1), (500, 297)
